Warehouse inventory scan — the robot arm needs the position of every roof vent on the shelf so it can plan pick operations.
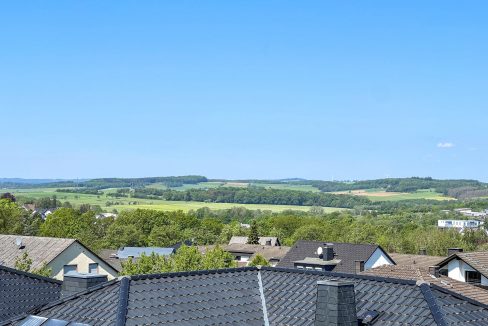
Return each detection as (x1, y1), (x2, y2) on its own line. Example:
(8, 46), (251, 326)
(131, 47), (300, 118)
(15, 237), (24, 249)
(359, 311), (380, 325)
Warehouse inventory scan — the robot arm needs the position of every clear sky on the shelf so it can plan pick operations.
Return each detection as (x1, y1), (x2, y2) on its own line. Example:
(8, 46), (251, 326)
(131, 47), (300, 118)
(0, 1), (487, 181)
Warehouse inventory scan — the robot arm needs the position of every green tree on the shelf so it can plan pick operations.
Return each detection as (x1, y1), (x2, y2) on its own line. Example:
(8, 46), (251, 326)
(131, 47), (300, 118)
(14, 252), (52, 277)
(104, 224), (144, 248)
(248, 254), (270, 267)
(148, 225), (182, 247)
(247, 221), (259, 244)
(0, 199), (22, 234)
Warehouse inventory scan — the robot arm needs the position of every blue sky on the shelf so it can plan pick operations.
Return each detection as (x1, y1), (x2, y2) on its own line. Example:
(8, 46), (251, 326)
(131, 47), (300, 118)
(0, 1), (487, 181)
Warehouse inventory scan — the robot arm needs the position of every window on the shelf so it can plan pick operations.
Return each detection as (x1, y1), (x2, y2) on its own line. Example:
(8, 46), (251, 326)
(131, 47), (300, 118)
(63, 264), (77, 274)
(89, 263), (99, 274)
(466, 271), (482, 284)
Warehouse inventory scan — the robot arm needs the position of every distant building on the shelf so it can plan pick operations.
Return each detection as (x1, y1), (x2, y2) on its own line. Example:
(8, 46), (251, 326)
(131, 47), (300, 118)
(228, 236), (280, 246)
(0, 235), (118, 280)
(95, 212), (118, 219)
(199, 244), (290, 267)
(455, 208), (488, 218)
(438, 219), (483, 230)
(277, 240), (394, 273)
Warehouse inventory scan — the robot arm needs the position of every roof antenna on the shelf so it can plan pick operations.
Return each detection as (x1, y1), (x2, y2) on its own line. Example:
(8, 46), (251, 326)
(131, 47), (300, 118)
(15, 237), (24, 249)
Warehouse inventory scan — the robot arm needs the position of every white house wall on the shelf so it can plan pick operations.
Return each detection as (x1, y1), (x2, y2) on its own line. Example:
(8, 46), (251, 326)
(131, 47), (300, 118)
(365, 248), (394, 270)
(47, 242), (118, 280)
(447, 258), (488, 285)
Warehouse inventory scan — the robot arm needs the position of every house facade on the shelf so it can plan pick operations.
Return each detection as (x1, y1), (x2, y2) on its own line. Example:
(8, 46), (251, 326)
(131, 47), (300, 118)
(0, 235), (118, 281)
(437, 250), (488, 285)
(278, 240), (395, 273)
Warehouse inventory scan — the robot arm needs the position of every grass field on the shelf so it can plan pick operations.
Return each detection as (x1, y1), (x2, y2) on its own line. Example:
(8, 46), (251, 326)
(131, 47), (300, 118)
(8, 187), (346, 213)
(251, 183), (321, 192)
(332, 189), (453, 202)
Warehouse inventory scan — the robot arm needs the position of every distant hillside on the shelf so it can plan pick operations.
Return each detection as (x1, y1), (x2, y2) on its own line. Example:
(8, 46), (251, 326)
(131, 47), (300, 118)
(3, 176), (488, 199)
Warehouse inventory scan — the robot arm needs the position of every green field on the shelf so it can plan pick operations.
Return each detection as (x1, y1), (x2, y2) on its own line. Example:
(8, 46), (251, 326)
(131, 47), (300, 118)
(9, 188), (345, 213)
(332, 188), (453, 202)
(250, 183), (321, 192)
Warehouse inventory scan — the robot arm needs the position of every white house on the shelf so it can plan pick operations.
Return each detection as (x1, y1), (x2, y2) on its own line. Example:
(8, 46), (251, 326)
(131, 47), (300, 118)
(437, 250), (488, 285)
(0, 235), (118, 280)
(438, 219), (483, 230)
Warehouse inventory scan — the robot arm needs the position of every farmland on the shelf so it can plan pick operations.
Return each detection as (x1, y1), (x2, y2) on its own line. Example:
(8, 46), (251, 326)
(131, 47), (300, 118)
(7, 187), (344, 213)
(332, 189), (454, 202)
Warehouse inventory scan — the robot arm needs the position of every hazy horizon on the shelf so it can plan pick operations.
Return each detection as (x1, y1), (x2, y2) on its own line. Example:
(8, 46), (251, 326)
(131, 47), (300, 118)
(1, 1), (487, 181)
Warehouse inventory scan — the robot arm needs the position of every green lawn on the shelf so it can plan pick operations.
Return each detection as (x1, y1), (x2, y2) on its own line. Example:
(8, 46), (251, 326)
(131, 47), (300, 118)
(9, 187), (346, 213)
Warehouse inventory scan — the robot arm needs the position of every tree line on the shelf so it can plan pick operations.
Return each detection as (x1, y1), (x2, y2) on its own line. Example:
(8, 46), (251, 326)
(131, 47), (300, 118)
(128, 187), (372, 208)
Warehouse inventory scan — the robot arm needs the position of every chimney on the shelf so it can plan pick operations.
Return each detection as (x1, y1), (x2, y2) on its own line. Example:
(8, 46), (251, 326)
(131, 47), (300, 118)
(355, 260), (365, 274)
(447, 248), (463, 256)
(314, 280), (357, 326)
(322, 245), (334, 261)
(62, 272), (108, 297)
(419, 248), (427, 256)
(429, 266), (440, 278)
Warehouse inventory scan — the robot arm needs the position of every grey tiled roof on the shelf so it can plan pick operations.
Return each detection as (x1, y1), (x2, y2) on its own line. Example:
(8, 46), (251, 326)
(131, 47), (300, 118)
(229, 236), (280, 246)
(0, 265), (61, 322)
(277, 240), (393, 273)
(0, 235), (75, 270)
(7, 267), (488, 325)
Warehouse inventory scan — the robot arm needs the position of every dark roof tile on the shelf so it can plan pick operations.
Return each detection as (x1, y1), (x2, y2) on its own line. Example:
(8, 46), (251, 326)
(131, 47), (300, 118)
(0, 265), (61, 322)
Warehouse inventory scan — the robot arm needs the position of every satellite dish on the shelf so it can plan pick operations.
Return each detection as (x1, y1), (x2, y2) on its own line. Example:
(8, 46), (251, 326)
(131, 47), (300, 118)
(316, 247), (323, 256)
(15, 237), (23, 248)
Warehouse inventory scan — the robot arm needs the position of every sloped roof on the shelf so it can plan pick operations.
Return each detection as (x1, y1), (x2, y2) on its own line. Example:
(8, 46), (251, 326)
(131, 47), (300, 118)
(199, 244), (290, 264)
(229, 236), (280, 246)
(361, 264), (488, 305)
(438, 251), (488, 280)
(98, 249), (122, 272)
(389, 253), (444, 268)
(0, 235), (75, 270)
(116, 247), (175, 259)
(0, 265), (61, 322)
(6, 267), (488, 325)
(277, 240), (393, 273)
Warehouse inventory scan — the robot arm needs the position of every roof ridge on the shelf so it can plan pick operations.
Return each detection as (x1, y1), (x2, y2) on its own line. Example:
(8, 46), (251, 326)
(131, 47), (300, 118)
(429, 283), (488, 310)
(0, 234), (76, 242)
(418, 283), (448, 326)
(129, 266), (259, 281)
(261, 266), (418, 285)
(0, 264), (62, 285)
(115, 277), (130, 326)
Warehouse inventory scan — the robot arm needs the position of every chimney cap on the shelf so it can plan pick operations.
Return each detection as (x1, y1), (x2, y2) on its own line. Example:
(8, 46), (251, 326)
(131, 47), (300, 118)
(64, 271), (107, 279)
(317, 280), (355, 287)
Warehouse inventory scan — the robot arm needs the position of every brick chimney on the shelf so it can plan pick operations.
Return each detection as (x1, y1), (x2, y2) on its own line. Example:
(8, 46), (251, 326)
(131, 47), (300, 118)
(429, 266), (440, 278)
(355, 260), (365, 274)
(62, 272), (108, 297)
(314, 280), (357, 326)
(447, 248), (463, 256)
(322, 245), (334, 261)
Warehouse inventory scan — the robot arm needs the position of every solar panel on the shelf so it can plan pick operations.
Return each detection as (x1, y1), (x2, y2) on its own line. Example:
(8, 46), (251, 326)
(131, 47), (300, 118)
(18, 316), (47, 326)
(17, 316), (90, 326)
(42, 319), (69, 326)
